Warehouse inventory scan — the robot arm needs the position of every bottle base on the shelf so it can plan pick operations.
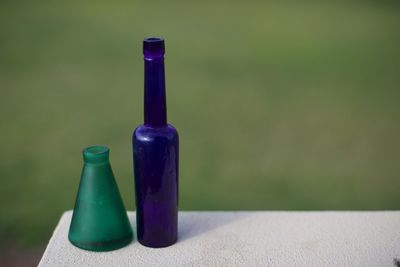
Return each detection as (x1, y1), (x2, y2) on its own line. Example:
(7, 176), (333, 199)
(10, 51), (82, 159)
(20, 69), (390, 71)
(68, 233), (133, 252)
(138, 237), (177, 248)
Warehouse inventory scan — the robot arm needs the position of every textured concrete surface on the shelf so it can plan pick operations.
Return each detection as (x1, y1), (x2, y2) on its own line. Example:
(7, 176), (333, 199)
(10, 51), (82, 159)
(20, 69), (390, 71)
(39, 211), (400, 267)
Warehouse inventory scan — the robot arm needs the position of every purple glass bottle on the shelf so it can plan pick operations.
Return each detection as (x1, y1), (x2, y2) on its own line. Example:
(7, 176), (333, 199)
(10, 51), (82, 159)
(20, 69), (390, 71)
(133, 37), (179, 248)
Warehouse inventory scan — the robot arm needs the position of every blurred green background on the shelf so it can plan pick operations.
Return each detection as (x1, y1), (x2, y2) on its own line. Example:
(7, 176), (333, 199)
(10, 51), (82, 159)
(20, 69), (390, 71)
(0, 0), (399, 264)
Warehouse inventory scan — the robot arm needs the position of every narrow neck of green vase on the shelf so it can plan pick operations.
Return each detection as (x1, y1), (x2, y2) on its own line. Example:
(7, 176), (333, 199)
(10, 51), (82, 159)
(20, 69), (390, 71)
(83, 146), (110, 164)
(143, 38), (167, 127)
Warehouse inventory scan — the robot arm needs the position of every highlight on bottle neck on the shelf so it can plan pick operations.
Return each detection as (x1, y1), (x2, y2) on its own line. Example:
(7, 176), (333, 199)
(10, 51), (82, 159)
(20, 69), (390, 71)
(143, 37), (165, 59)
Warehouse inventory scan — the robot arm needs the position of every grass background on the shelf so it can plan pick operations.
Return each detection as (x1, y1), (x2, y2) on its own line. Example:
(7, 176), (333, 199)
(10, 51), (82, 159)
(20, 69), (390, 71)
(0, 0), (399, 251)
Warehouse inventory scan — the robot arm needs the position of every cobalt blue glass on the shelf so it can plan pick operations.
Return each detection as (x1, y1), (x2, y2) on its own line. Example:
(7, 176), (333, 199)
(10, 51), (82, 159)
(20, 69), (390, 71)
(133, 37), (179, 248)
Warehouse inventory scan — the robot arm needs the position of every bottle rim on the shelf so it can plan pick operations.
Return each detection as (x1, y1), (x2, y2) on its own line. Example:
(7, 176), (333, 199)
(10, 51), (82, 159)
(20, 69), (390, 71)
(83, 145), (109, 164)
(143, 37), (165, 59)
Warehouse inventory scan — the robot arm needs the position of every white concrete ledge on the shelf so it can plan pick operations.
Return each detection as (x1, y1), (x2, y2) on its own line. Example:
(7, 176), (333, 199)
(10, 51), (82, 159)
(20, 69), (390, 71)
(39, 211), (400, 267)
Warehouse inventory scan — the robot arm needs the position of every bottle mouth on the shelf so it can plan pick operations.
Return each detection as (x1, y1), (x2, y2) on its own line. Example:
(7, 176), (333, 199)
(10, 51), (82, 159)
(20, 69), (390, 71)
(143, 37), (165, 59)
(83, 145), (109, 164)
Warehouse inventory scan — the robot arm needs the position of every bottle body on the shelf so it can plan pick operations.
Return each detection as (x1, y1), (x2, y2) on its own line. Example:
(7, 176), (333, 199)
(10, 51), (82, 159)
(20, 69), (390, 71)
(69, 146), (133, 251)
(133, 124), (179, 247)
(133, 37), (179, 247)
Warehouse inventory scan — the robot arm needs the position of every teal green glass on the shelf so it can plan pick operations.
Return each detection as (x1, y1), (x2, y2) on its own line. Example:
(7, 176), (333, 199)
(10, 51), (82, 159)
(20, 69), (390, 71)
(69, 146), (133, 251)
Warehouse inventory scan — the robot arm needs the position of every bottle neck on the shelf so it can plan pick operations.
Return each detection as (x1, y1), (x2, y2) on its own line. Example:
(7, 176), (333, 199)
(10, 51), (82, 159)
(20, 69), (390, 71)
(144, 56), (167, 127)
(83, 146), (110, 165)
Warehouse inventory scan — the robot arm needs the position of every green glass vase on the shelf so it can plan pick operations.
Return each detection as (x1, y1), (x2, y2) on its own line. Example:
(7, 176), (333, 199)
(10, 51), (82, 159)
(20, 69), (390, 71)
(68, 146), (133, 251)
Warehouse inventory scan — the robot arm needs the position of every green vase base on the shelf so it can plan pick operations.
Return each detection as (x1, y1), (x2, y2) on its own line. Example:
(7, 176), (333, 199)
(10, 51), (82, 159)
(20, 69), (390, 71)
(69, 233), (133, 252)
